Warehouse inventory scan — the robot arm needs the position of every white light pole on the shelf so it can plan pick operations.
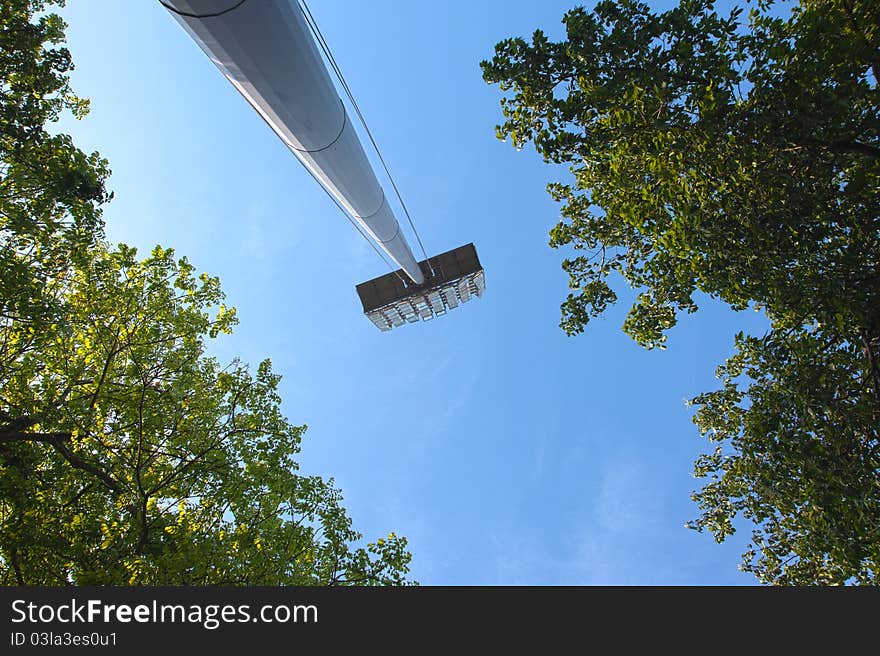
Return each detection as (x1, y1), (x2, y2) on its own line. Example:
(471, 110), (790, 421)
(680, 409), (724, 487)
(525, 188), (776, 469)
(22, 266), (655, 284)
(161, 0), (426, 284)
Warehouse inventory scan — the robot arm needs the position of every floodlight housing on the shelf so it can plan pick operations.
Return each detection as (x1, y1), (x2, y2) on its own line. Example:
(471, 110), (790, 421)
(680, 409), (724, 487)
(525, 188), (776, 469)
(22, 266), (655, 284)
(357, 243), (485, 331)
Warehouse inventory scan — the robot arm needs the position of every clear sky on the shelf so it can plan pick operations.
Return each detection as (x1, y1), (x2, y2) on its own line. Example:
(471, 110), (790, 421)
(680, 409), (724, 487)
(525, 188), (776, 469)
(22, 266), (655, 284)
(55, 0), (771, 584)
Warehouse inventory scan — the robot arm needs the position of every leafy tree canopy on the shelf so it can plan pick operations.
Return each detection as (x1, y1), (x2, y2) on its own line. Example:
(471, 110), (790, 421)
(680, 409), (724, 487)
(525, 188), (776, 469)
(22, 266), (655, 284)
(0, 243), (412, 585)
(483, 0), (879, 583)
(1, 0), (110, 336)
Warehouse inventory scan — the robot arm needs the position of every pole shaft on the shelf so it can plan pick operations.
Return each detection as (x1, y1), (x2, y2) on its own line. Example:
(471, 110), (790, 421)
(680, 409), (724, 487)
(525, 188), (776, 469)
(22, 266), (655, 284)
(162, 0), (426, 284)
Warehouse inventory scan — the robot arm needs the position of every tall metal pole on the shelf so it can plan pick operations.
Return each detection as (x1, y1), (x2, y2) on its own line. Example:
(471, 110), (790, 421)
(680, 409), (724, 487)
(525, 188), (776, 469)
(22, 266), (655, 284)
(161, 0), (426, 285)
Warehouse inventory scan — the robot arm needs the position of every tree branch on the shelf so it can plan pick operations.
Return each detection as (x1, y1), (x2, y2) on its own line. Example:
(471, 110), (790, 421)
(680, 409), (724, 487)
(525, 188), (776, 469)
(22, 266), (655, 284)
(9, 549), (24, 586)
(0, 431), (72, 444)
(828, 140), (880, 159)
(49, 438), (123, 494)
(859, 327), (880, 411)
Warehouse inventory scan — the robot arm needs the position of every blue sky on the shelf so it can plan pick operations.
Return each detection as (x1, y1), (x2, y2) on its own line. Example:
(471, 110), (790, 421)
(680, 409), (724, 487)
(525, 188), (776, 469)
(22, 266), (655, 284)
(55, 0), (771, 584)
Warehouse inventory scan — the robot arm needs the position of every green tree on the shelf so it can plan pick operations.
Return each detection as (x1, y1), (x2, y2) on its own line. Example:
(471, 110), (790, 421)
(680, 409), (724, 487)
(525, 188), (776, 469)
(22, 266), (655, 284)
(1, 0), (111, 429)
(0, 244), (412, 584)
(482, 0), (879, 583)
